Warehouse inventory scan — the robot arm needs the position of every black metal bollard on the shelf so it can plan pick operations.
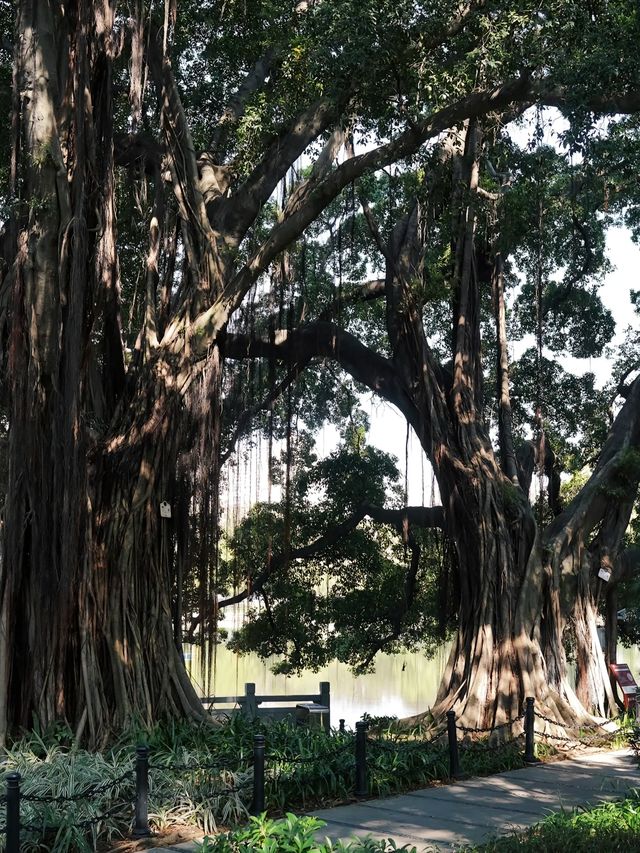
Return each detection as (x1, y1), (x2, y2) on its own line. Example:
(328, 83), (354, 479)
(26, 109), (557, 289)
(251, 734), (265, 816)
(133, 745), (151, 837)
(355, 721), (368, 799)
(446, 710), (461, 779)
(339, 719), (345, 733)
(524, 697), (537, 763)
(6, 772), (21, 853)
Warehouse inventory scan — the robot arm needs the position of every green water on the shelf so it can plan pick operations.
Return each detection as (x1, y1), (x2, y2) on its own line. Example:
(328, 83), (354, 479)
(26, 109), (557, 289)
(184, 643), (451, 728)
(183, 641), (640, 728)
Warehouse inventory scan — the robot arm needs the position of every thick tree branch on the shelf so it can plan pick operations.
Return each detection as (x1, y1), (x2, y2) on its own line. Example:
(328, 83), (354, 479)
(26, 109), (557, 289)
(535, 83), (640, 115)
(222, 320), (422, 434)
(201, 75), (534, 333)
(545, 374), (640, 557)
(219, 277), (384, 464)
(285, 126), (348, 215)
(209, 0), (491, 247)
(210, 98), (339, 246)
(170, 74), (640, 365)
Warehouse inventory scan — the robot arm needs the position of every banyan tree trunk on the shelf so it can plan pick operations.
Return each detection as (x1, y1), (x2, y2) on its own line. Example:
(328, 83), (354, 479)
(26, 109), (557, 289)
(388, 125), (590, 731)
(0, 0), (209, 744)
(2, 346), (211, 742)
(433, 476), (523, 726)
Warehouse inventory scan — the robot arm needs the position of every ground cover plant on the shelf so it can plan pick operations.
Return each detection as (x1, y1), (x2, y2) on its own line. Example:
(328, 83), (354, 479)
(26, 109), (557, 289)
(196, 793), (640, 853)
(460, 790), (640, 852)
(197, 813), (417, 853)
(2, 714), (613, 852)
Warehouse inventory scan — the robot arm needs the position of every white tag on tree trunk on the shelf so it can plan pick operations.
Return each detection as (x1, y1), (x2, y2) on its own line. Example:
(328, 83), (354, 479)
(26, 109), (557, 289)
(598, 567), (611, 582)
(160, 501), (172, 518)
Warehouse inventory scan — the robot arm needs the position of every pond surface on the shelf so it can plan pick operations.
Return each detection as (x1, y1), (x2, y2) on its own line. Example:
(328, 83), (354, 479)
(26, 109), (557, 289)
(184, 641), (640, 729)
(184, 643), (451, 728)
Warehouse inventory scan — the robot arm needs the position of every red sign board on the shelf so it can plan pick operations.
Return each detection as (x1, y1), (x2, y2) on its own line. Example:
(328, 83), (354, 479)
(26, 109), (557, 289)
(609, 663), (638, 709)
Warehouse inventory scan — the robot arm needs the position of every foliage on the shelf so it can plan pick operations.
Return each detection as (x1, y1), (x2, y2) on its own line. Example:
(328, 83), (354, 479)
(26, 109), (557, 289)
(460, 791), (640, 852)
(197, 812), (417, 853)
(0, 715), (543, 851)
(222, 436), (454, 674)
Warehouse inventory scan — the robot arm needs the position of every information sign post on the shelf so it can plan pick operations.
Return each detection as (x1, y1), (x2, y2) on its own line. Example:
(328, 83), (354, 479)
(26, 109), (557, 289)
(609, 663), (639, 715)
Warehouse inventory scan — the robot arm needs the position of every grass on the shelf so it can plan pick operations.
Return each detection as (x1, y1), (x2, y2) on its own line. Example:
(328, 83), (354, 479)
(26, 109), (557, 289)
(197, 812), (420, 853)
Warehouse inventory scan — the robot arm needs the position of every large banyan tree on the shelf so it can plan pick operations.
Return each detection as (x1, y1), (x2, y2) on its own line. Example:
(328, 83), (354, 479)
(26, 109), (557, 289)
(2, 0), (640, 742)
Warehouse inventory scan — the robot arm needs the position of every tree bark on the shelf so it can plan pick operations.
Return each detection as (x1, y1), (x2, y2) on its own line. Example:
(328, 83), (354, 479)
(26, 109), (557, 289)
(0, 0), (210, 744)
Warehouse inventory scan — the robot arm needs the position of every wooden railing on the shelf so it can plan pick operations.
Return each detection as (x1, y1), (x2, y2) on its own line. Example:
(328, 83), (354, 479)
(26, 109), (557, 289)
(201, 681), (330, 732)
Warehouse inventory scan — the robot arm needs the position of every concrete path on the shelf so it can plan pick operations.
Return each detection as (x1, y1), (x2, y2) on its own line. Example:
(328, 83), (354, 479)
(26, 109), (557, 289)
(148, 749), (640, 852)
(309, 749), (640, 851)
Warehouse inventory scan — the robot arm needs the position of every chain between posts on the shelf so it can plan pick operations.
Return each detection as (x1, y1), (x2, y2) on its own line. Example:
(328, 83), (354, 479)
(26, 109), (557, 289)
(455, 711), (525, 736)
(1, 707), (631, 848)
(533, 730), (577, 743)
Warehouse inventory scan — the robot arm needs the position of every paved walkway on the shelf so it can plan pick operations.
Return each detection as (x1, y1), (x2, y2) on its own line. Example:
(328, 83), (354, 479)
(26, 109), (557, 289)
(310, 749), (640, 851)
(149, 749), (640, 852)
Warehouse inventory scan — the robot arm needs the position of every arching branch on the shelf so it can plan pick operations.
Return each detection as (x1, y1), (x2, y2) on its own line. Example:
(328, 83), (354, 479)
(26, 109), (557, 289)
(184, 502), (443, 640)
(222, 320), (422, 435)
(181, 75), (534, 349)
(545, 374), (640, 559)
(217, 502), (445, 609)
(210, 98), (340, 247)
(219, 278), (385, 465)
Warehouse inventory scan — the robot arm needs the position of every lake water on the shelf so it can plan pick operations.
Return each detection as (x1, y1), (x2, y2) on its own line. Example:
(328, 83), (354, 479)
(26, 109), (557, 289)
(184, 642), (640, 728)
(184, 643), (451, 728)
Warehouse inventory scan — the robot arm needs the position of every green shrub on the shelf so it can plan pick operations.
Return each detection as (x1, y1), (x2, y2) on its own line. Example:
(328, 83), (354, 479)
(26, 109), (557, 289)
(0, 717), (627, 851)
(461, 791), (640, 852)
(197, 812), (417, 853)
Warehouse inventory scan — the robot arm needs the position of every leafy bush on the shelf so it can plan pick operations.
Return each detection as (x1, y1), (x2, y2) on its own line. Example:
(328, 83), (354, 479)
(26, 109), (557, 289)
(461, 790), (640, 852)
(197, 812), (417, 853)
